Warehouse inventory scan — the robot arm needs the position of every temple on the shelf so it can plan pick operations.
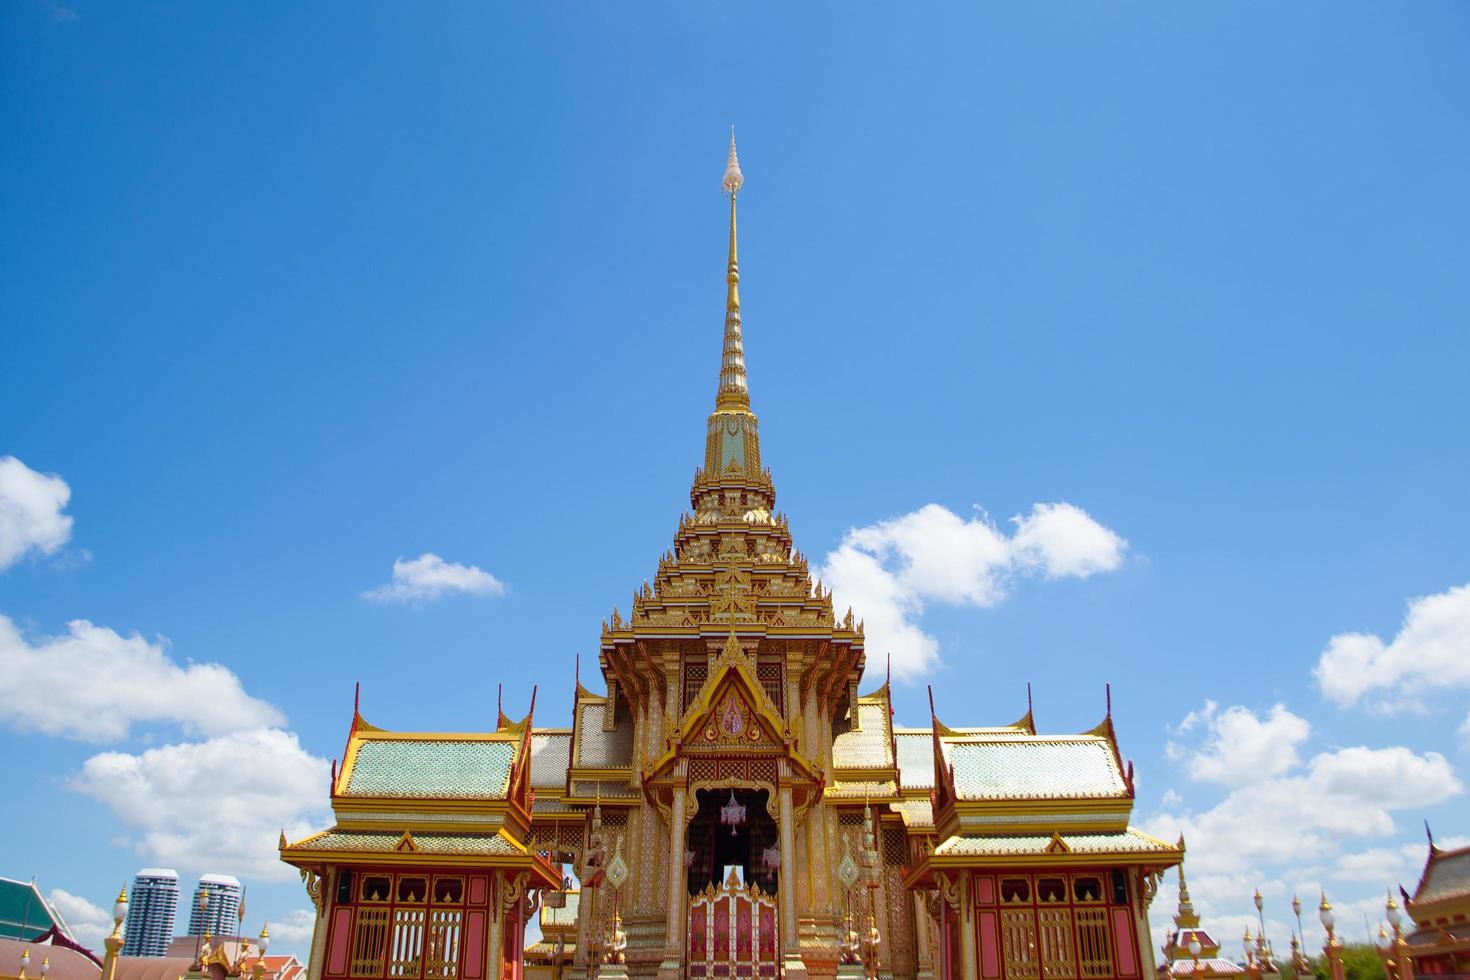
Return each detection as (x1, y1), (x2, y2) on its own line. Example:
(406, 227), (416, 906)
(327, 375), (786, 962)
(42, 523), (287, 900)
(280, 136), (1181, 980)
(1154, 862), (1241, 979)
(1403, 829), (1470, 977)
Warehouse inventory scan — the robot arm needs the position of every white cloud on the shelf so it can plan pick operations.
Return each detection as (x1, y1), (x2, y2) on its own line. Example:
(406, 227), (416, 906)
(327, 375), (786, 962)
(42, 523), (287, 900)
(1146, 708), (1461, 877)
(819, 502), (1126, 680)
(0, 456), (75, 570)
(1166, 702), (1311, 788)
(270, 909), (318, 946)
(0, 615), (284, 742)
(363, 553), (506, 605)
(1314, 582), (1470, 711)
(70, 728), (330, 882)
(48, 889), (112, 947)
(1010, 503), (1129, 580)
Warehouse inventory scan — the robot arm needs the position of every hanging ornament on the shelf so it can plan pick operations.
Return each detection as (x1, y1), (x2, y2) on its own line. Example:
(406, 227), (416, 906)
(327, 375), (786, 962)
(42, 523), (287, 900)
(719, 790), (747, 837)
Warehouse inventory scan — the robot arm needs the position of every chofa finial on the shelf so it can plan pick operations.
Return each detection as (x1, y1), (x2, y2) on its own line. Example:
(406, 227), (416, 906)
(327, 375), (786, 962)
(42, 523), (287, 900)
(723, 128), (743, 196)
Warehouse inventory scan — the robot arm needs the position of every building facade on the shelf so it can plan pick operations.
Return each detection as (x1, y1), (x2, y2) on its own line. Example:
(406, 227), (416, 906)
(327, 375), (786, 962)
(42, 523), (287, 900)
(1405, 833), (1470, 977)
(281, 139), (1181, 980)
(186, 877), (243, 943)
(123, 870), (180, 957)
(1155, 864), (1242, 980)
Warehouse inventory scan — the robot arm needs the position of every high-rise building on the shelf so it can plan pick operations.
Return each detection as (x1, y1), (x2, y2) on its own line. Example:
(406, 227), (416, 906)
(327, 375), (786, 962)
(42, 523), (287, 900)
(121, 869), (178, 956)
(185, 874), (242, 939)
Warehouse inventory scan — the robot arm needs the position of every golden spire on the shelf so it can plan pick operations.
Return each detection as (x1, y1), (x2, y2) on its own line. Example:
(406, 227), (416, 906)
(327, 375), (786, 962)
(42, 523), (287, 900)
(716, 129), (749, 412)
(1173, 859), (1200, 929)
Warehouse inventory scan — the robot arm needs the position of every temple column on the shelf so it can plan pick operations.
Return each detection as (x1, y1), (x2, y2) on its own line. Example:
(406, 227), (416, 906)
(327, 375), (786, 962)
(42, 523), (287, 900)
(779, 784), (809, 979)
(303, 871), (331, 980)
(1131, 870), (1159, 980)
(958, 882), (977, 980)
(913, 892), (935, 980)
(488, 875), (507, 980)
(658, 786), (688, 979)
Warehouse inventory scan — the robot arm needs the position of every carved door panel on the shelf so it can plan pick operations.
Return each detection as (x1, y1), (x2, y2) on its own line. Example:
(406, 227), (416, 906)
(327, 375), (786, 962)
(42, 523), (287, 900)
(1000, 908), (1040, 980)
(1036, 909), (1077, 980)
(687, 874), (778, 980)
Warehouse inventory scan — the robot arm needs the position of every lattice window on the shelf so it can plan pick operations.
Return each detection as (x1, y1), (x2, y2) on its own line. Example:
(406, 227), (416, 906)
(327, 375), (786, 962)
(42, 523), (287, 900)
(423, 909), (462, 979)
(684, 664), (707, 713)
(1074, 908), (1113, 978)
(756, 661), (783, 714)
(747, 760), (777, 786)
(882, 827), (914, 976)
(1001, 909), (1040, 980)
(1038, 908), (1078, 980)
(388, 908), (426, 978)
(689, 759), (719, 785)
(350, 907), (391, 977)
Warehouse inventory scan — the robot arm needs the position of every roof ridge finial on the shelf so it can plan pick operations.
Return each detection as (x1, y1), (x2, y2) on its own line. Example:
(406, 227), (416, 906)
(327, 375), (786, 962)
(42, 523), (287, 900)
(715, 130), (749, 412)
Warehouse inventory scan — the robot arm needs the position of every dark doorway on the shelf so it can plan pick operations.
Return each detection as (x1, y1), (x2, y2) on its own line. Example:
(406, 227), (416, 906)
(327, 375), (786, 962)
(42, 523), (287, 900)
(685, 787), (779, 896)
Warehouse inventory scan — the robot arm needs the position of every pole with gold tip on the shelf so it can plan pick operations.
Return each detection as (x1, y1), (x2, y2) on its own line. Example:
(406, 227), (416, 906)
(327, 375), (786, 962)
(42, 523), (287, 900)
(101, 886), (128, 980)
(1320, 892), (1345, 980)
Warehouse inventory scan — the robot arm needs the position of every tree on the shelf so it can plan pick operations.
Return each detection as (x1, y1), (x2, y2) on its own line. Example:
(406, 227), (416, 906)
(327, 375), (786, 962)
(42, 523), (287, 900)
(1308, 944), (1388, 980)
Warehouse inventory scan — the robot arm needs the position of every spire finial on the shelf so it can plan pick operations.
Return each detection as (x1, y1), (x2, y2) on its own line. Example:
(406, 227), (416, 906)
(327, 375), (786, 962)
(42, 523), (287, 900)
(715, 130), (749, 411)
(722, 128), (743, 196)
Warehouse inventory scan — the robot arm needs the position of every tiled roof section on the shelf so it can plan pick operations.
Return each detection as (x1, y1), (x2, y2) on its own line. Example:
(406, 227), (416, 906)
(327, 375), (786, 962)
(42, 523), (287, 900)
(934, 830), (1173, 857)
(949, 737), (1127, 800)
(291, 830), (519, 855)
(539, 892), (581, 930)
(895, 731), (936, 790)
(533, 798), (578, 814)
(530, 733), (571, 790)
(110, 956), (195, 980)
(0, 939), (100, 980)
(570, 780), (639, 798)
(344, 738), (516, 799)
(575, 704), (634, 767)
(833, 704), (894, 769)
(1414, 846), (1470, 906)
(1162, 958), (1242, 976)
(827, 780), (898, 799)
(1408, 923), (1470, 947)
(892, 799), (934, 830)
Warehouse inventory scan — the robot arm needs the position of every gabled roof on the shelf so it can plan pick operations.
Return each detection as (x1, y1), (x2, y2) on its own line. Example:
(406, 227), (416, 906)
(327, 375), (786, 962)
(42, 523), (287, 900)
(832, 700), (894, 770)
(530, 732), (572, 791)
(340, 736), (517, 800)
(895, 731), (936, 790)
(948, 735), (1129, 801)
(932, 829), (1177, 859)
(1410, 841), (1470, 910)
(0, 878), (71, 943)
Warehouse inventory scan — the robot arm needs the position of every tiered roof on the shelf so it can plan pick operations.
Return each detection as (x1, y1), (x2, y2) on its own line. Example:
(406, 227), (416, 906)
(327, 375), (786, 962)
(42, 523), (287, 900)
(1405, 835), (1470, 954)
(906, 690), (1180, 882)
(279, 693), (558, 885)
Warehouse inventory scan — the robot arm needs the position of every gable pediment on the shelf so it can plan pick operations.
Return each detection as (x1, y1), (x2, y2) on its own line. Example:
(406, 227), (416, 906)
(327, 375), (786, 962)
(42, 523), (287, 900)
(690, 686), (781, 749)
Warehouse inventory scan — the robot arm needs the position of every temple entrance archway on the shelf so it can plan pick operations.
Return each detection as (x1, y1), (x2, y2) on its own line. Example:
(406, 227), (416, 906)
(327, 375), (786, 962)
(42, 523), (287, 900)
(684, 787), (779, 897)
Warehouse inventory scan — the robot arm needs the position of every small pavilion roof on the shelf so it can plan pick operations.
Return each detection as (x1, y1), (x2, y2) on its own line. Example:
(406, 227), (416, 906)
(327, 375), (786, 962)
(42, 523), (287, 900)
(0, 878), (70, 943)
(529, 731), (572, 791)
(1160, 958), (1242, 977)
(947, 734), (1129, 801)
(932, 829), (1177, 860)
(340, 735), (517, 800)
(1410, 841), (1470, 910)
(110, 957), (196, 980)
(286, 828), (522, 856)
(0, 938), (100, 980)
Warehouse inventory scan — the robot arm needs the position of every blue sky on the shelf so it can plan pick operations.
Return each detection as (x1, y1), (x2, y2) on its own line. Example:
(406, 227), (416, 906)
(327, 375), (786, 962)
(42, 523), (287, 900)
(3, 0), (1469, 960)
